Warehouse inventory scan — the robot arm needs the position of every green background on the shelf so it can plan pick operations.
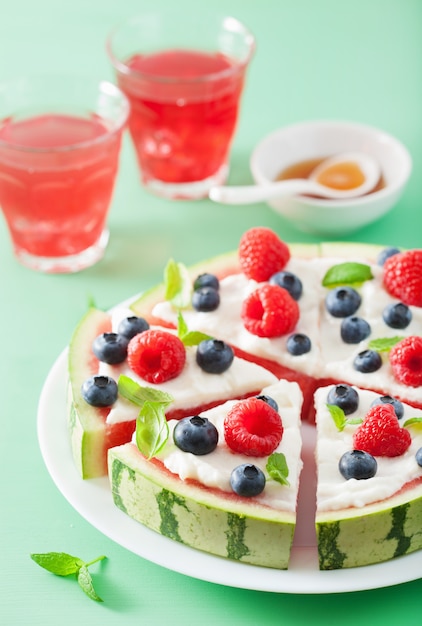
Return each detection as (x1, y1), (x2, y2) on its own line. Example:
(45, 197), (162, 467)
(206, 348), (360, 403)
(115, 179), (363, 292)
(1, 0), (421, 624)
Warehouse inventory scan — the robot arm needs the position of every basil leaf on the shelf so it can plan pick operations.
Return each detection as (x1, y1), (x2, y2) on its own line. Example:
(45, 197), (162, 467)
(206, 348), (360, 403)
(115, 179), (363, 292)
(30, 552), (84, 576)
(77, 565), (103, 602)
(118, 375), (174, 408)
(164, 259), (192, 309)
(368, 336), (404, 353)
(322, 262), (373, 287)
(266, 452), (290, 486)
(136, 401), (170, 459)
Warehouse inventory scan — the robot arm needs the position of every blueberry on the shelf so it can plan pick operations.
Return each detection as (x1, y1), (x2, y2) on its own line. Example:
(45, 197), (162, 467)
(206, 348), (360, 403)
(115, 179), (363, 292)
(377, 246), (401, 266)
(339, 450), (377, 480)
(340, 316), (371, 344)
(269, 270), (303, 300)
(286, 333), (312, 355)
(353, 349), (382, 373)
(416, 447), (422, 468)
(92, 332), (129, 364)
(370, 395), (404, 419)
(255, 394), (279, 412)
(192, 286), (220, 312)
(325, 287), (361, 318)
(193, 273), (219, 291)
(327, 384), (359, 415)
(196, 339), (234, 374)
(81, 375), (118, 407)
(173, 416), (219, 455)
(382, 302), (412, 329)
(230, 464), (266, 497)
(118, 315), (150, 339)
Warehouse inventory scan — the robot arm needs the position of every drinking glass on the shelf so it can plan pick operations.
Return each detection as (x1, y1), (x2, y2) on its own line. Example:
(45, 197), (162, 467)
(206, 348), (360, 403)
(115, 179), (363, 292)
(107, 11), (255, 199)
(0, 75), (129, 273)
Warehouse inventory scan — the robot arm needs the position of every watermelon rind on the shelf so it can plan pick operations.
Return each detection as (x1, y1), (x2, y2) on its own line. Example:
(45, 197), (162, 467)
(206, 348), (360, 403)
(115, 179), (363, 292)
(109, 443), (295, 569)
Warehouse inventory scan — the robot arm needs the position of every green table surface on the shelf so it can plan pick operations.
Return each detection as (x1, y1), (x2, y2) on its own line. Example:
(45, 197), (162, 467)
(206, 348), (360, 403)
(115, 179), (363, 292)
(1, 0), (421, 623)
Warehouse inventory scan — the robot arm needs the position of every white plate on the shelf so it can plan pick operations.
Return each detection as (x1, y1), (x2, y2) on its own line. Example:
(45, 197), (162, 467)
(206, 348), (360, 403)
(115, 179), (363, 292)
(37, 349), (422, 594)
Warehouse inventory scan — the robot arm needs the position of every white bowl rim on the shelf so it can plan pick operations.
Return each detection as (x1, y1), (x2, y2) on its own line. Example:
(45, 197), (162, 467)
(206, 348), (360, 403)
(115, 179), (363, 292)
(250, 119), (412, 208)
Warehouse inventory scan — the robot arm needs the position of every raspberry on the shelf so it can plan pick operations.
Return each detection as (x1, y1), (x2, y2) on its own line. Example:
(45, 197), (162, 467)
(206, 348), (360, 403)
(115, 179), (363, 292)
(127, 329), (186, 384)
(241, 283), (299, 337)
(383, 249), (422, 307)
(224, 397), (283, 457)
(389, 336), (422, 387)
(238, 227), (290, 282)
(353, 403), (411, 457)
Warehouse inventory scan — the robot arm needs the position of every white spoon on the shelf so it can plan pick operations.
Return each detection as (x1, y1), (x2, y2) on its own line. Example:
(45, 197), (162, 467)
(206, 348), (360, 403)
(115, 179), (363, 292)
(209, 152), (381, 204)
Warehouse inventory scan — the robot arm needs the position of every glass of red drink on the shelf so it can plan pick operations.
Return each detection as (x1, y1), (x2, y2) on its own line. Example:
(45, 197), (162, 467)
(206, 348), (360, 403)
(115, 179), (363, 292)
(107, 11), (255, 199)
(0, 76), (129, 273)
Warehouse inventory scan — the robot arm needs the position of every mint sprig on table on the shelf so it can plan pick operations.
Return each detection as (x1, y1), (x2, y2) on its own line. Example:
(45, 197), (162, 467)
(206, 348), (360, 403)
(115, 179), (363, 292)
(30, 552), (106, 602)
(327, 404), (362, 431)
(164, 258), (192, 309)
(266, 452), (290, 486)
(322, 262), (373, 287)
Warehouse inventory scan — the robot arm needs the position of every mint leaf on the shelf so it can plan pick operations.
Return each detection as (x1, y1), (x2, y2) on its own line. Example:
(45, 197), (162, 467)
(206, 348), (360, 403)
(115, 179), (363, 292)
(327, 404), (362, 430)
(77, 565), (103, 602)
(322, 262), (373, 287)
(368, 336), (404, 353)
(403, 417), (422, 429)
(327, 404), (347, 431)
(177, 312), (212, 346)
(136, 401), (169, 458)
(266, 452), (290, 486)
(164, 259), (192, 309)
(118, 375), (174, 408)
(30, 552), (84, 576)
(30, 552), (106, 602)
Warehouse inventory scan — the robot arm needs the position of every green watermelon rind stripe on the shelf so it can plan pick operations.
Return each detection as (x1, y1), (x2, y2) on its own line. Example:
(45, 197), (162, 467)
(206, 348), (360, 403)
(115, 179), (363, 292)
(108, 448), (295, 569)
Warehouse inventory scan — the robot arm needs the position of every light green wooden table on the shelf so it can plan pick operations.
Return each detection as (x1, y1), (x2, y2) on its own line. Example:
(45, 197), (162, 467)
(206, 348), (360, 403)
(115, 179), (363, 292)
(1, 0), (421, 624)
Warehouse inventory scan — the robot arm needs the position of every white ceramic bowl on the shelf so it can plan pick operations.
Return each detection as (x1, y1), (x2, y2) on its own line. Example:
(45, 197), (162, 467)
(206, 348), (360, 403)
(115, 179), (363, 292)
(250, 120), (412, 236)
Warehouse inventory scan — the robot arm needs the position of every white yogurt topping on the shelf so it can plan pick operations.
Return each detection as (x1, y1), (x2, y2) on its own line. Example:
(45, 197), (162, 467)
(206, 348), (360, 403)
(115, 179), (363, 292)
(315, 385), (422, 512)
(152, 257), (422, 403)
(99, 308), (277, 424)
(137, 380), (304, 512)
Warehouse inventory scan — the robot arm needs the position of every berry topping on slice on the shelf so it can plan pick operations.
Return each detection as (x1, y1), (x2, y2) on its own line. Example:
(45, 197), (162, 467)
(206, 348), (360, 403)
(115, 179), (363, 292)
(192, 286), (220, 312)
(127, 329), (186, 384)
(340, 316), (371, 344)
(269, 270), (303, 300)
(325, 286), (361, 318)
(286, 333), (312, 355)
(241, 283), (299, 338)
(196, 339), (234, 374)
(382, 302), (412, 329)
(327, 384), (359, 415)
(370, 395), (404, 419)
(224, 397), (283, 457)
(238, 227), (290, 282)
(389, 335), (422, 387)
(173, 416), (219, 455)
(92, 332), (129, 364)
(81, 375), (118, 407)
(353, 349), (382, 373)
(193, 273), (219, 291)
(118, 315), (150, 339)
(377, 246), (401, 266)
(255, 394), (279, 412)
(338, 450), (378, 480)
(230, 464), (266, 497)
(353, 403), (411, 457)
(383, 249), (422, 307)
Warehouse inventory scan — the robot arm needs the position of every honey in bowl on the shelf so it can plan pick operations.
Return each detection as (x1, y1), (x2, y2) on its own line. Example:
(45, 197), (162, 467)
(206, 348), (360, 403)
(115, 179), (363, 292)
(275, 157), (385, 197)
